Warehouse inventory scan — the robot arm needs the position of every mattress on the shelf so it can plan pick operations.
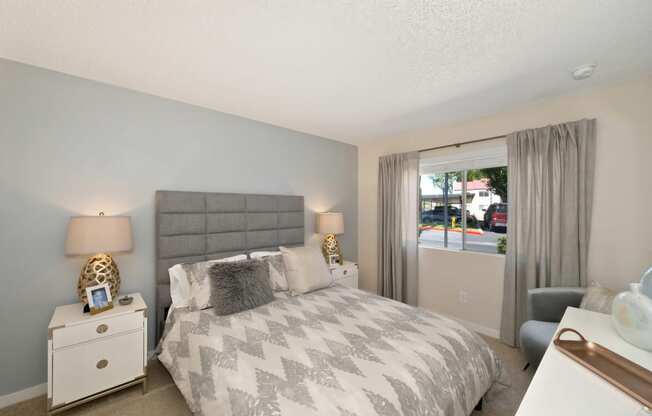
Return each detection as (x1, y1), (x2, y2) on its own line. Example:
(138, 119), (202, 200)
(158, 285), (502, 416)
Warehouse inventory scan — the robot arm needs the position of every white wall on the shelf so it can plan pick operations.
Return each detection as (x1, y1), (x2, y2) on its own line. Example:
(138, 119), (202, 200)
(0, 58), (358, 396)
(418, 248), (504, 337)
(359, 74), (652, 333)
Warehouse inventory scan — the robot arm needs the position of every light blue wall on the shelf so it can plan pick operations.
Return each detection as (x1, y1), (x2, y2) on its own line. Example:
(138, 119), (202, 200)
(0, 58), (358, 396)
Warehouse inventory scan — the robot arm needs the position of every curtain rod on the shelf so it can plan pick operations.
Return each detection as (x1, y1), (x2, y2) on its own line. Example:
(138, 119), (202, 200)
(418, 134), (507, 153)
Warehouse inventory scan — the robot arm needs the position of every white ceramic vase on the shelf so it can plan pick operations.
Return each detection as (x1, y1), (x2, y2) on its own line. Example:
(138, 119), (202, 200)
(611, 283), (652, 351)
(640, 266), (652, 298)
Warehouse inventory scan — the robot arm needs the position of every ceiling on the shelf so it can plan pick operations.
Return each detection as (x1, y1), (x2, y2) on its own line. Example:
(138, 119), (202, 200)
(1, 1), (651, 144)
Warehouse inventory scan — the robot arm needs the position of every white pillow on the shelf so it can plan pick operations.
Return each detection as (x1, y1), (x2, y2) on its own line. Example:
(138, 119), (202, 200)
(168, 264), (192, 308)
(251, 252), (289, 291)
(168, 254), (246, 309)
(249, 251), (280, 258)
(280, 246), (333, 295)
(580, 286), (616, 314)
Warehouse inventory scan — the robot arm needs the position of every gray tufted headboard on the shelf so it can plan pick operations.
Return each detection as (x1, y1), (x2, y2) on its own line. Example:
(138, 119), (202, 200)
(155, 190), (304, 341)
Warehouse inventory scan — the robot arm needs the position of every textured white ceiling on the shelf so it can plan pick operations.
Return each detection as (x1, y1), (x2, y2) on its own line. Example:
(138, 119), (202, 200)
(1, 1), (651, 144)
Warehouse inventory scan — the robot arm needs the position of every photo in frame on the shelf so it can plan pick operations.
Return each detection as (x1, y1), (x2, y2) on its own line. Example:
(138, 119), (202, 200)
(328, 254), (340, 266)
(86, 283), (113, 315)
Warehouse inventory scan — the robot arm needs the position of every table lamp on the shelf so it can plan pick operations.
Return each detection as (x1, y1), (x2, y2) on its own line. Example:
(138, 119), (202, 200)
(65, 212), (133, 306)
(317, 212), (344, 265)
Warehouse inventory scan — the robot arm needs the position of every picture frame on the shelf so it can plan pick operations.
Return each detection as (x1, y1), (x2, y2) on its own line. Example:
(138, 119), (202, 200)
(328, 254), (340, 266)
(86, 283), (113, 315)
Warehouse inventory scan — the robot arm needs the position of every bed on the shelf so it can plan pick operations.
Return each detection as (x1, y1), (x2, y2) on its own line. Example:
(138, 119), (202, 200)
(155, 191), (502, 416)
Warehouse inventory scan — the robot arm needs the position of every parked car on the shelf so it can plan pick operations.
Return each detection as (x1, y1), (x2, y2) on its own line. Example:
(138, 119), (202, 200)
(422, 206), (476, 227)
(422, 206), (451, 224)
(483, 203), (508, 232)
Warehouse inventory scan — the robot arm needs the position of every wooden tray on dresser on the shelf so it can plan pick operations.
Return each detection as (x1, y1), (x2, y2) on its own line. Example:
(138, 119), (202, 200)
(554, 328), (652, 408)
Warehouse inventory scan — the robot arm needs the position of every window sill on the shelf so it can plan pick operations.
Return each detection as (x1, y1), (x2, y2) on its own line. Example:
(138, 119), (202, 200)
(417, 244), (505, 258)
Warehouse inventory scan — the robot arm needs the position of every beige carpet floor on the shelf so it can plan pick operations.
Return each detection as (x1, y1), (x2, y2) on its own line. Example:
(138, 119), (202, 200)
(1, 336), (533, 416)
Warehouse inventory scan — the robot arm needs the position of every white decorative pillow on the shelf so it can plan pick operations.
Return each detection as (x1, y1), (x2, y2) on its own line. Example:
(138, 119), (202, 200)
(280, 246), (333, 295)
(168, 264), (192, 308)
(580, 286), (617, 314)
(256, 253), (289, 291)
(169, 254), (246, 310)
(249, 251), (280, 258)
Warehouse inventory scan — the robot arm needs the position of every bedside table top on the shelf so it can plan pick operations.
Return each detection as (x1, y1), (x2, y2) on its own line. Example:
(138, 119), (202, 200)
(329, 260), (357, 270)
(49, 293), (146, 329)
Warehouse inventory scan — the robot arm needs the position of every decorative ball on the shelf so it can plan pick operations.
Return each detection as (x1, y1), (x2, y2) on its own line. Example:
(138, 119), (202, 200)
(611, 283), (652, 351)
(640, 266), (652, 299)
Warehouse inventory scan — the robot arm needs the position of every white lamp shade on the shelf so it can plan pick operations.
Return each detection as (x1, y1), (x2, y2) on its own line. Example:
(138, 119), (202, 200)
(317, 212), (344, 235)
(65, 215), (133, 255)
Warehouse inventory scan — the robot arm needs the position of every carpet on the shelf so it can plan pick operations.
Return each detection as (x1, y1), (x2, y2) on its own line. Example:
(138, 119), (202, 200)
(0, 335), (533, 416)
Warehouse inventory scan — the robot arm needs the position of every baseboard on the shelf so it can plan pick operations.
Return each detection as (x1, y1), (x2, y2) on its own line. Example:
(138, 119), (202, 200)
(0, 350), (158, 410)
(0, 383), (46, 409)
(441, 314), (500, 338)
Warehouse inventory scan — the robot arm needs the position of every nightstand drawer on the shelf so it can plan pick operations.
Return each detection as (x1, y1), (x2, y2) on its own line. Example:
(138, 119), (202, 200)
(335, 275), (357, 288)
(331, 267), (356, 280)
(52, 312), (143, 349)
(52, 331), (144, 406)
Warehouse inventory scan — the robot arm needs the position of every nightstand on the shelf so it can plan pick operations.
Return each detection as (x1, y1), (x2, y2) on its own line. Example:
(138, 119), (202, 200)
(47, 293), (148, 414)
(329, 261), (359, 288)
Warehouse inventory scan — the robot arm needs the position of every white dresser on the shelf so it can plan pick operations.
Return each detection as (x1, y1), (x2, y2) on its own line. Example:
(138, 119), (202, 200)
(516, 307), (652, 416)
(330, 261), (359, 288)
(47, 293), (148, 414)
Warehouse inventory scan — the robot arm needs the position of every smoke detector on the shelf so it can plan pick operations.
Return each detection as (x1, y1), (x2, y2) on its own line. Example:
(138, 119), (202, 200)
(571, 64), (597, 80)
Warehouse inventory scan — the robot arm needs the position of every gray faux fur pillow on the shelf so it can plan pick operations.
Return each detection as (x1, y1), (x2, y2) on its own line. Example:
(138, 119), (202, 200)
(208, 259), (274, 316)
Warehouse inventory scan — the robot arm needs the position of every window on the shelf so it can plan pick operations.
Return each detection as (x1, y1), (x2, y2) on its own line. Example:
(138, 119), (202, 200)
(419, 141), (508, 254)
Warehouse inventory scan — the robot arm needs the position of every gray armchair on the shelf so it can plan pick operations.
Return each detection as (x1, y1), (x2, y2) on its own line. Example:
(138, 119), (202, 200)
(519, 287), (586, 369)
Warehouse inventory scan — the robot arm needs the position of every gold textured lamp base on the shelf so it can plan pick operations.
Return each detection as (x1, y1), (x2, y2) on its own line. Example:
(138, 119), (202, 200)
(321, 233), (343, 265)
(77, 253), (121, 304)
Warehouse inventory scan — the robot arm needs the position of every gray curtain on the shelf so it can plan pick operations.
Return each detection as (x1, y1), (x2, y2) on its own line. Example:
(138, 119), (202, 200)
(377, 152), (419, 305)
(500, 118), (596, 346)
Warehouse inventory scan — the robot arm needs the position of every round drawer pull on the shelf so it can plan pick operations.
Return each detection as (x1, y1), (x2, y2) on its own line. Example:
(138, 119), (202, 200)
(96, 324), (109, 334)
(343, 270), (348, 275)
(96, 359), (108, 369)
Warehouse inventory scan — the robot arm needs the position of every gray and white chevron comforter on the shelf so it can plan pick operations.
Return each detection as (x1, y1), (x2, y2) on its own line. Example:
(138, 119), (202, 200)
(158, 285), (502, 416)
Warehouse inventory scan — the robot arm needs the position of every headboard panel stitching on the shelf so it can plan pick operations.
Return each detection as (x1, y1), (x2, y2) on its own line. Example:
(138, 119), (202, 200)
(244, 195), (249, 254)
(203, 196), (208, 266)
